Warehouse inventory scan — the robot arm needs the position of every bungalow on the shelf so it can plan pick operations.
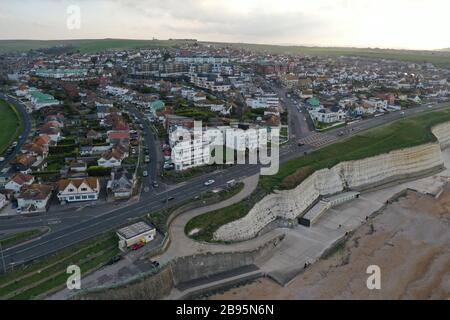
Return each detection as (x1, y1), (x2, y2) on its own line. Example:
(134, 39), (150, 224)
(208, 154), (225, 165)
(12, 154), (37, 173)
(21, 143), (47, 158)
(107, 170), (134, 200)
(57, 177), (100, 203)
(107, 130), (130, 145)
(86, 129), (102, 140)
(39, 128), (62, 143)
(69, 160), (88, 173)
(4, 172), (35, 193)
(33, 134), (52, 148)
(97, 149), (126, 168)
(17, 184), (53, 213)
(96, 104), (113, 119)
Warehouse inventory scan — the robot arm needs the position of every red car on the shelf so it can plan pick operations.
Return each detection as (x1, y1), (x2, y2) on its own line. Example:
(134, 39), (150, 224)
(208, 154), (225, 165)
(131, 242), (145, 251)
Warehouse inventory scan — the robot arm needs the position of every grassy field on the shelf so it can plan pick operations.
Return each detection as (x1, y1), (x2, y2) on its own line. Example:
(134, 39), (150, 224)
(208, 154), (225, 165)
(0, 99), (23, 154)
(0, 229), (47, 249)
(186, 107), (450, 242)
(0, 233), (119, 300)
(206, 42), (450, 68)
(0, 39), (178, 54)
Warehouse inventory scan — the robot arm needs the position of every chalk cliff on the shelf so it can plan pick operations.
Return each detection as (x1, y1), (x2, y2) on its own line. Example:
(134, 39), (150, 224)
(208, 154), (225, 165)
(214, 122), (450, 242)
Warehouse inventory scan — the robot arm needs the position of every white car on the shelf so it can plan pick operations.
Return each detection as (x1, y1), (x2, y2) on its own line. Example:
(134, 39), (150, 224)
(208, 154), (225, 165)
(143, 171), (149, 177)
(204, 179), (215, 186)
(0, 157), (5, 162)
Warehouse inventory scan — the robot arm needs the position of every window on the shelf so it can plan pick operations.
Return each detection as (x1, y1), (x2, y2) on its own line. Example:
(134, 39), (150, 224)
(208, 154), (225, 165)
(88, 195), (95, 199)
(68, 188), (74, 192)
(82, 195), (87, 200)
(81, 188), (87, 192)
(75, 196), (81, 200)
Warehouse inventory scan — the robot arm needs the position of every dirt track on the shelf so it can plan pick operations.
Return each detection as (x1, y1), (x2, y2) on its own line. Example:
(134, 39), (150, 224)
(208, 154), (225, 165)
(210, 188), (450, 300)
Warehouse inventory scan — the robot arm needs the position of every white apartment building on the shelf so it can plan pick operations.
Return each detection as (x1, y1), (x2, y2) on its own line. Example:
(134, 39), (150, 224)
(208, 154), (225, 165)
(246, 92), (279, 109)
(169, 125), (269, 171)
(175, 56), (230, 64)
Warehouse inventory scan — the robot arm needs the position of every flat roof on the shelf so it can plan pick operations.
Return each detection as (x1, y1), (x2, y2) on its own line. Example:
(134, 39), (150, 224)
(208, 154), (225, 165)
(116, 221), (155, 240)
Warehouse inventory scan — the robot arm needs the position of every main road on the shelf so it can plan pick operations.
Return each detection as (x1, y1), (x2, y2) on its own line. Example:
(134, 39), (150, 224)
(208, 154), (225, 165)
(0, 96), (448, 272)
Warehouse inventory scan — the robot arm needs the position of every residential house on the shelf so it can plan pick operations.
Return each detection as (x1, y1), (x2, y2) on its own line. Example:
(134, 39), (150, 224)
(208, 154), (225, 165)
(107, 130), (130, 145)
(4, 172), (35, 193)
(107, 170), (134, 200)
(97, 148), (127, 168)
(17, 184), (53, 213)
(57, 177), (100, 203)
(12, 154), (37, 173)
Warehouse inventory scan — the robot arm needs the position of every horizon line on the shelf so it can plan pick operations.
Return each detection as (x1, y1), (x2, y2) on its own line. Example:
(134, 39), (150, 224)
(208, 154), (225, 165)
(0, 38), (448, 52)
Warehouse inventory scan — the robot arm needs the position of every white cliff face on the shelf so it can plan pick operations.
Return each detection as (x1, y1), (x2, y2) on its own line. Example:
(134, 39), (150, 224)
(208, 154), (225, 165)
(432, 123), (450, 149)
(214, 123), (450, 242)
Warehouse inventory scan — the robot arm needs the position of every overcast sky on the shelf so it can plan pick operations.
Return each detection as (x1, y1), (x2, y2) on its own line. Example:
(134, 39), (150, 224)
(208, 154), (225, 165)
(0, 0), (448, 50)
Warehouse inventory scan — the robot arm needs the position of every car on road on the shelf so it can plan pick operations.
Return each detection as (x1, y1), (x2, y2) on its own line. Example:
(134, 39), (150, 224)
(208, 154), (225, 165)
(152, 181), (159, 188)
(143, 170), (148, 177)
(337, 131), (345, 136)
(145, 155), (150, 163)
(12, 141), (18, 147)
(162, 196), (175, 203)
(204, 179), (215, 186)
(298, 142), (305, 147)
(0, 157), (5, 162)
(150, 260), (160, 268)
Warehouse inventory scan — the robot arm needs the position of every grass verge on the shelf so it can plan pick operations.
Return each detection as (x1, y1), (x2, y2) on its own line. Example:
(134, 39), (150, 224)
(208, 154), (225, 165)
(0, 232), (119, 300)
(0, 229), (47, 249)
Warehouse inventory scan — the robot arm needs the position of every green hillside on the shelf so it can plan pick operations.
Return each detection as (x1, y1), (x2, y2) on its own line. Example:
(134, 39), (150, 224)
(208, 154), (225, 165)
(0, 39), (178, 54)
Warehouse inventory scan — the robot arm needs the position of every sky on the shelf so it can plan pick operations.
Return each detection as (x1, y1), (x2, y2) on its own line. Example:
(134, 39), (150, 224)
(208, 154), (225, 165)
(0, 0), (449, 50)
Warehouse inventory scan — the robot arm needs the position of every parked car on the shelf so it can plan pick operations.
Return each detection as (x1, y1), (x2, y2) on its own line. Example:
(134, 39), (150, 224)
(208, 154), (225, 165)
(143, 171), (148, 177)
(145, 155), (150, 163)
(131, 242), (145, 251)
(204, 179), (215, 186)
(337, 131), (344, 137)
(150, 261), (160, 268)
(0, 157), (5, 162)
(107, 255), (122, 265)
(152, 181), (159, 188)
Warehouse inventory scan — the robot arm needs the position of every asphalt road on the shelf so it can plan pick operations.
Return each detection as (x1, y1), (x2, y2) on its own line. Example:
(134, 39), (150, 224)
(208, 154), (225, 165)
(0, 96), (448, 273)
(0, 94), (32, 171)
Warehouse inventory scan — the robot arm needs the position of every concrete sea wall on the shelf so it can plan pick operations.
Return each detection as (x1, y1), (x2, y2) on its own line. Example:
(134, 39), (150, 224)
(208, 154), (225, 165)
(214, 122), (450, 242)
(78, 235), (283, 300)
